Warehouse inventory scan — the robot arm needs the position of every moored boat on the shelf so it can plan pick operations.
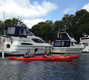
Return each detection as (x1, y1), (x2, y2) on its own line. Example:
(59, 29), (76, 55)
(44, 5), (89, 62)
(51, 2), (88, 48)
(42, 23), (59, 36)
(52, 32), (84, 54)
(0, 25), (51, 56)
(80, 34), (89, 53)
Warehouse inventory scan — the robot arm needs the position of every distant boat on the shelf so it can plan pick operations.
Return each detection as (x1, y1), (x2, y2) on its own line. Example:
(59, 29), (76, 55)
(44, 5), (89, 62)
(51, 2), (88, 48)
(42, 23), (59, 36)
(0, 25), (52, 56)
(80, 34), (89, 53)
(52, 32), (84, 54)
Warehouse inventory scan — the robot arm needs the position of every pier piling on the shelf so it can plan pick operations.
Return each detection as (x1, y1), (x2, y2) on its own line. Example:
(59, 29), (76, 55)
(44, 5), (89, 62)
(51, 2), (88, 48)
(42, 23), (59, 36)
(2, 52), (4, 59)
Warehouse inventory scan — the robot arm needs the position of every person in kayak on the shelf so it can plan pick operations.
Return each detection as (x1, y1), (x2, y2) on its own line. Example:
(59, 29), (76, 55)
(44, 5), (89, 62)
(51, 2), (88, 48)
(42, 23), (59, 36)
(44, 51), (50, 58)
(24, 49), (33, 58)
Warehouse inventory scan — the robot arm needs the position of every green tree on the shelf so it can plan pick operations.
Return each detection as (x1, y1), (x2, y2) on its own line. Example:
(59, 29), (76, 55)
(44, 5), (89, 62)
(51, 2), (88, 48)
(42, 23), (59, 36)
(31, 20), (55, 43)
(30, 9), (89, 42)
(72, 9), (89, 42)
(4, 18), (27, 27)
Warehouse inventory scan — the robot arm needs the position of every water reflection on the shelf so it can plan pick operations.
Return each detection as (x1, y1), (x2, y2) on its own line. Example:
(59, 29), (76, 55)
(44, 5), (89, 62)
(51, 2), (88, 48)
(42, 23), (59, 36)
(16, 61), (79, 80)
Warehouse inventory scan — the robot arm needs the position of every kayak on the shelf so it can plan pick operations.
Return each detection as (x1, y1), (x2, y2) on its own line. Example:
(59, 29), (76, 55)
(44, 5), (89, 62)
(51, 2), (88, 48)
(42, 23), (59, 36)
(8, 55), (79, 61)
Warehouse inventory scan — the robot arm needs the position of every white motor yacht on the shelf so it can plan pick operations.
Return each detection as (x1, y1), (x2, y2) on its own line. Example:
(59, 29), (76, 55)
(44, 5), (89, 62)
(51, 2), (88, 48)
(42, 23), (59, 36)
(0, 25), (52, 56)
(80, 34), (89, 53)
(52, 32), (84, 54)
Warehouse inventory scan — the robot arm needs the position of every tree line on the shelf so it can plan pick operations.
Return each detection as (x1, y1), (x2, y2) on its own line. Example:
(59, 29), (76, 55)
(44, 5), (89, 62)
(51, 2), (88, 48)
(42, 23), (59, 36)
(0, 9), (89, 43)
(0, 18), (27, 28)
(31, 9), (89, 43)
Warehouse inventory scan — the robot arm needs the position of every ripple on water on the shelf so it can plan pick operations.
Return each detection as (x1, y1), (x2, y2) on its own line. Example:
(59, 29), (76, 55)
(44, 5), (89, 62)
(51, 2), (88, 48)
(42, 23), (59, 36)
(0, 55), (89, 80)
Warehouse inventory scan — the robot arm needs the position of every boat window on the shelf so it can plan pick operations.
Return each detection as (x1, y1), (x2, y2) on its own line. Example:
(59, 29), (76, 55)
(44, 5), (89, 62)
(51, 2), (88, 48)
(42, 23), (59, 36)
(65, 41), (70, 47)
(32, 38), (45, 43)
(54, 41), (70, 47)
(19, 28), (26, 35)
(62, 41), (64, 46)
(0, 30), (4, 36)
(0, 29), (6, 36)
(7, 27), (15, 34)
(81, 38), (89, 40)
(54, 41), (61, 46)
(26, 30), (34, 36)
(21, 43), (33, 45)
(84, 43), (88, 46)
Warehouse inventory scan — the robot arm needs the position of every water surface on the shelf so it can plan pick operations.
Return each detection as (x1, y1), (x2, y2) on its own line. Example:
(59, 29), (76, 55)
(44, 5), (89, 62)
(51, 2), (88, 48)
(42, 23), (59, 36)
(0, 54), (89, 80)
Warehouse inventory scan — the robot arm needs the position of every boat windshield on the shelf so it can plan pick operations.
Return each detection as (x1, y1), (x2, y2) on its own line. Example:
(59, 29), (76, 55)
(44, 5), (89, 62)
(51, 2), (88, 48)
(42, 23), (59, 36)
(60, 33), (68, 37)
(26, 30), (34, 36)
(19, 28), (26, 36)
(58, 33), (69, 39)
(32, 38), (45, 43)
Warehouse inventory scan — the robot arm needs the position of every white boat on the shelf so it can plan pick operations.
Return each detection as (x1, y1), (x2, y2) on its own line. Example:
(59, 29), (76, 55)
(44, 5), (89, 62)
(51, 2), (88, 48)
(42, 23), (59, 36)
(52, 32), (84, 54)
(80, 34), (89, 53)
(0, 25), (52, 56)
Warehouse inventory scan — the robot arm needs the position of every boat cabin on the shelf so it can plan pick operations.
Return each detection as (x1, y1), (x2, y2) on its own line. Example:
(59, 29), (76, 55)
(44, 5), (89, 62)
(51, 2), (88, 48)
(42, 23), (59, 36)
(80, 35), (89, 46)
(0, 26), (34, 37)
(53, 32), (71, 47)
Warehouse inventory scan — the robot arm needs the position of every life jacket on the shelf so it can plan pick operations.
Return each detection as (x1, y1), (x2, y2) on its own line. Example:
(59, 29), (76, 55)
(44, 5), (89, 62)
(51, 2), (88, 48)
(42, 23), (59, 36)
(24, 52), (30, 58)
(25, 52), (29, 55)
(44, 54), (48, 58)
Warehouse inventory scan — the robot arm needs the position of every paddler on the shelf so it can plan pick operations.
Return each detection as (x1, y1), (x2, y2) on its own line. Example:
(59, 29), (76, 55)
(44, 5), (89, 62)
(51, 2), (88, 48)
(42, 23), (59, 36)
(44, 50), (50, 58)
(24, 49), (33, 58)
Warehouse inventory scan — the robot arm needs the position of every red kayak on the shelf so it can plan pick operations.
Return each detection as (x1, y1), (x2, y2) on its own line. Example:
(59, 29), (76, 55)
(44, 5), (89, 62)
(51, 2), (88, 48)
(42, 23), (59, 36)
(8, 55), (79, 61)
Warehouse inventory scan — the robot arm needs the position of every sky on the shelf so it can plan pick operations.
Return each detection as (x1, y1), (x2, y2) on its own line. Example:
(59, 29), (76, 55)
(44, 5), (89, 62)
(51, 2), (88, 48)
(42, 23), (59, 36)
(0, 0), (89, 28)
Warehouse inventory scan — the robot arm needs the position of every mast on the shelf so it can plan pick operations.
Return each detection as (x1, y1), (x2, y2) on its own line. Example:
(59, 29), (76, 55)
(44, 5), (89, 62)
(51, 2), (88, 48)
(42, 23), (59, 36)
(57, 28), (60, 38)
(3, 11), (5, 26)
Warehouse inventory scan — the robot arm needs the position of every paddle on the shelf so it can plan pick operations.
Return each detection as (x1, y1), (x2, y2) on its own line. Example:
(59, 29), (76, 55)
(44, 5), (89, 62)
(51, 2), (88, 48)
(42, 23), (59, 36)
(34, 48), (38, 56)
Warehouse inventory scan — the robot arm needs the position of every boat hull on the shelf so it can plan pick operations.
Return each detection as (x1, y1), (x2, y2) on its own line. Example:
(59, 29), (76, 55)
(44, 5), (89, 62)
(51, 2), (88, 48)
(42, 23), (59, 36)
(8, 55), (79, 61)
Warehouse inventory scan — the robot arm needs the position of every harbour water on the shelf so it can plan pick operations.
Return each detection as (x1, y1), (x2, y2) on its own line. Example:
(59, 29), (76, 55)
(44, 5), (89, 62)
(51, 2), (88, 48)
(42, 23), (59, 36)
(0, 54), (89, 80)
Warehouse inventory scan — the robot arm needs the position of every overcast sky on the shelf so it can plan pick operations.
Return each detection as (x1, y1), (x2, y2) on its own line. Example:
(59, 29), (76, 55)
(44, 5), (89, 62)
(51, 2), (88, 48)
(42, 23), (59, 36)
(0, 0), (89, 28)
